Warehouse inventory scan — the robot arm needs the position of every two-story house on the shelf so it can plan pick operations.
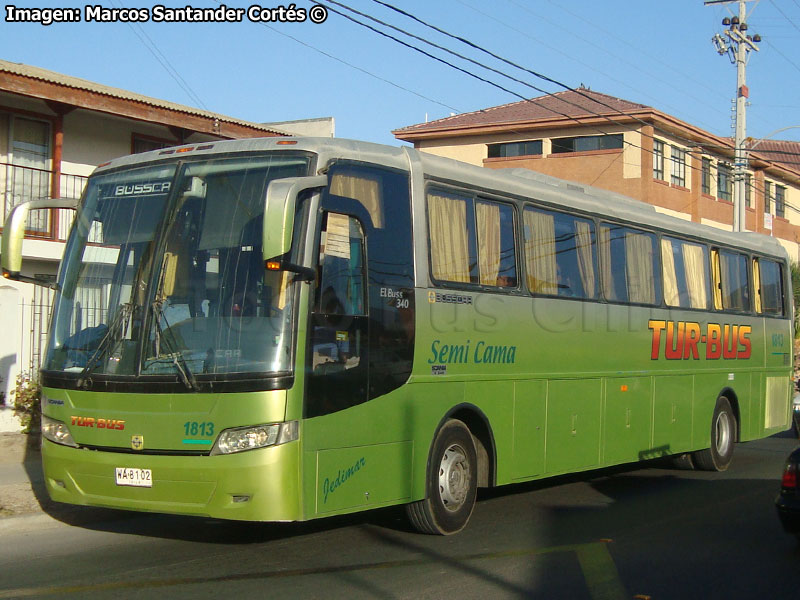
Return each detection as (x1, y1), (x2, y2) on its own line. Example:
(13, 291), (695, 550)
(394, 88), (800, 262)
(0, 59), (289, 429)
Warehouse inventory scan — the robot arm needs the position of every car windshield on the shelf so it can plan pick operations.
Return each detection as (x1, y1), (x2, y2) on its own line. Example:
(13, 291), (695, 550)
(44, 153), (312, 383)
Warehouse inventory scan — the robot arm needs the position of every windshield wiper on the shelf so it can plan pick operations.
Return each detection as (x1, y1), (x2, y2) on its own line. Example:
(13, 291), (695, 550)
(76, 303), (133, 389)
(150, 301), (198, 391)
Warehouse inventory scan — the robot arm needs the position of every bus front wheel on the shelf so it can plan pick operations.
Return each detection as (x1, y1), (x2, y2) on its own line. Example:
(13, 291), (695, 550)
(693, 396), (736, 471)
(406, 419), (477, 535)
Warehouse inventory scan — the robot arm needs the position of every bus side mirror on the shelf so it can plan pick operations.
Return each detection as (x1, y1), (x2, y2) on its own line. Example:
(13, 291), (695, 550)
(263, 175), (327, 263)
(1, 198), (79, 283)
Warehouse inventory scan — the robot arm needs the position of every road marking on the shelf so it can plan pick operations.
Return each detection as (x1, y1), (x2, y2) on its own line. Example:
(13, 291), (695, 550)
(575, 541), (629, 600)
(0, 540), (627, 598)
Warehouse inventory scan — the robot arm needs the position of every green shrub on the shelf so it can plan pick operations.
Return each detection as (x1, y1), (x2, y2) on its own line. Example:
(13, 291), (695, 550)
(12, 373), (41, 434)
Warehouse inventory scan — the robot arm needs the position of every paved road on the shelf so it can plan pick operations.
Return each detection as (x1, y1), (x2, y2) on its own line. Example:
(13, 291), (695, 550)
(0, 432), (797, 599)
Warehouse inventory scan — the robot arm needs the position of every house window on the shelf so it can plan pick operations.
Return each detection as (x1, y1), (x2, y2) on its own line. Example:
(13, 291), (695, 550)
(764, 182), (772, 213)
(653, 140), (664, 180)
(6, 116), (51, 234)
(670, 146), (686, 187)
(487, 140), (542, 158)
(702, 158), (712, 194)
(551, 134), (623, 154)
(132, 134), (174, 154)
(717, 163), (732, 202)
(776, 185), (786, 218)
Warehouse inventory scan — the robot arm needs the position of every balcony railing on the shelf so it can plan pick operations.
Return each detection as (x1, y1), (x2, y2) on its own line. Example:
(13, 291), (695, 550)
(1, 162), (87, 242)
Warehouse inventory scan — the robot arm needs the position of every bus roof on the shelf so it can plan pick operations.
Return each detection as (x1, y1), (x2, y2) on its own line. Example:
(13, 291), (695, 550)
(95, 136), (788, 260)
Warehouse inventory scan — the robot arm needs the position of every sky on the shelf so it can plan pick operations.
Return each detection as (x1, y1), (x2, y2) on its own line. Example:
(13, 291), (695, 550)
(3, 0), (800, 148)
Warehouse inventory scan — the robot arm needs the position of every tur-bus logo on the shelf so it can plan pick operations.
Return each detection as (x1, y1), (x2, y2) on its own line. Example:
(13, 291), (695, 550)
(648, 320), (752, 360)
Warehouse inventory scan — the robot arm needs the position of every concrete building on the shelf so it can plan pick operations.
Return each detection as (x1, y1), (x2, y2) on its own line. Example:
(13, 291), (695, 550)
(0, 59), (289, 430)
(394, 88), (800, 261)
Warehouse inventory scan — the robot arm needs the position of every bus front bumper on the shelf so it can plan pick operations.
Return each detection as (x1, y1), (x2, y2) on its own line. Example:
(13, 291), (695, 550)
(41, 438), (302, 521)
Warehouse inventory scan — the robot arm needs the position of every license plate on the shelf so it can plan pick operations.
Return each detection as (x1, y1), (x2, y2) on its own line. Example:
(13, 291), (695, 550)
(115, 467), (152, 488)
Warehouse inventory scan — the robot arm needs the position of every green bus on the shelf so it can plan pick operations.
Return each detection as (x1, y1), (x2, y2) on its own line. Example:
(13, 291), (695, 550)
(2, 138), (793, 534)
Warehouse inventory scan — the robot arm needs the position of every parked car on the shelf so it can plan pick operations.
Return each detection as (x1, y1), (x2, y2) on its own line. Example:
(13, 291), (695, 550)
(776, 446), (800, 537)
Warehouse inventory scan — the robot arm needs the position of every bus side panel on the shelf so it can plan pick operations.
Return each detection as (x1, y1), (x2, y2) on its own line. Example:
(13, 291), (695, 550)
(653, 375), (694, 456)
(544, 379), (602, 475)
(511, 380), (547, 480)
(300, 390), (416, 520)
(313, 441), (413, 515)
(743, 373), (762, 442)
(464, 380), (514, 485)
(602, 376), (654, 465)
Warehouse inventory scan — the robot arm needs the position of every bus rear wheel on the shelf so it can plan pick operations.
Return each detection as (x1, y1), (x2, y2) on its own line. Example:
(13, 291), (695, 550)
(406, 419), (477, 535)
(693, 396), (736, 471)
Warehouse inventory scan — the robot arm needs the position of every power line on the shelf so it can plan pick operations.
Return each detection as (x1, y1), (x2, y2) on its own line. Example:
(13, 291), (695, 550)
(372, 1), (800, 217)
(769, 0), (800, 35)
(206, 0), (461, 114)
(319, 0), (800, 217)
(112, 0), (209, 110)
(314, 0), (550, 107)
(360, 0), (740, 167)
(497, 0), (731, 130)
(764, 39), (800, 76)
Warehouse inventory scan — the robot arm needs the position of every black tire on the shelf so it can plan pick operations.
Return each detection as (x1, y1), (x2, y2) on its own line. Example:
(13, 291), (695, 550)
(693, 396), (736, 471)
(406, 419), (477, 535)
(671, 453), (695, 470)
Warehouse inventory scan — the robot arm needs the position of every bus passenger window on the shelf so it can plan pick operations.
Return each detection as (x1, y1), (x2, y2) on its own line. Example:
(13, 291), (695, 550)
(756, 258), (784, 316)
(717, 249), (750, 312)
(428, 191), (475, 284)
(524, 206), (596, 298)
(661, 237), (709, 309)
(476, 200), (517, 288)
(599, 224), (658, 305)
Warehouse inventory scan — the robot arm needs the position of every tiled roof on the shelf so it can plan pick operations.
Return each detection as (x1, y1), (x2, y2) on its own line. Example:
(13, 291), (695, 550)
(394, 88), (651, 136)
(0, 59), (287, 135)
(748, 139), (800, 172)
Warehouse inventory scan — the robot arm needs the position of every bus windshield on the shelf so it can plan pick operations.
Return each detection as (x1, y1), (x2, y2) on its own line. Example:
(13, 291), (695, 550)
(44, 153), (312, 384)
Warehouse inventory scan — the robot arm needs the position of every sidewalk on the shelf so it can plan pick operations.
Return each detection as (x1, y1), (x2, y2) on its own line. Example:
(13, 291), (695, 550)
(0, 432), (45, 517)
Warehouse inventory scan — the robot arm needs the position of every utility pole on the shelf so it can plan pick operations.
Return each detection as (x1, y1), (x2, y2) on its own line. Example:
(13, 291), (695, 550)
(708, 0), (761, 232)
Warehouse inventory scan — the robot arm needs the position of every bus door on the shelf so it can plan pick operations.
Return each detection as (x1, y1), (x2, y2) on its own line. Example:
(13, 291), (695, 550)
(306, 211), (369, 417)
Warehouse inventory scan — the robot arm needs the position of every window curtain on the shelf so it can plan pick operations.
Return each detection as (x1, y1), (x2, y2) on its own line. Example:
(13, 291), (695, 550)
(682, 243), (708, 309)
(524, 209), (557, 294)
(476, 201), (501, 286)
(661, 238), (679, 306)
(625, 231), (655, 304)
(330, 173), (383, 228)
(720, 252), (746, 310)
(598, 225), (617, 301)
(428, 193), (470, 283)
(574, 220), (595, 298)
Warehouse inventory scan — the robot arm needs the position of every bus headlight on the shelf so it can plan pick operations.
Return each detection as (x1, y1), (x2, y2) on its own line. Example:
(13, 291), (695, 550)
(212, 421), (298, 455)
(41, 414), (78, 448)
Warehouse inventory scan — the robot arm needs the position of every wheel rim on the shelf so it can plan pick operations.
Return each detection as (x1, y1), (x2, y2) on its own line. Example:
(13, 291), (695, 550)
(715, 411), (732, 455)
(438, 443), (470, 512)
